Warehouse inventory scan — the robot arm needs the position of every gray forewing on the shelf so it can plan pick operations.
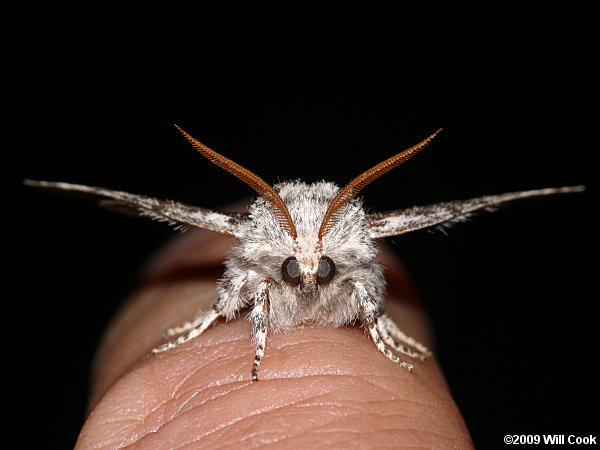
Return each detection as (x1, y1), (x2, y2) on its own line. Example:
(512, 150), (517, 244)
(25, 180), (243, 235)
(366, 186), (584, 238)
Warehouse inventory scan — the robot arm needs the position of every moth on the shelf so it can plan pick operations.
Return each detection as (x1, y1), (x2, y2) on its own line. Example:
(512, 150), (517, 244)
(26, 126), (583, 381)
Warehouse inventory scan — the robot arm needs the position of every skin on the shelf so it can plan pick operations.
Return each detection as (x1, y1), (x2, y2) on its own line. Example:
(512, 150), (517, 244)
(76, 228), (473, 449)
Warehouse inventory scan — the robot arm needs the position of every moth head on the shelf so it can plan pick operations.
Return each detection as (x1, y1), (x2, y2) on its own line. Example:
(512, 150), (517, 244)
(175, 125), (441, 293)
(297, 128), (441, 293)
(281, 252), (336, 294)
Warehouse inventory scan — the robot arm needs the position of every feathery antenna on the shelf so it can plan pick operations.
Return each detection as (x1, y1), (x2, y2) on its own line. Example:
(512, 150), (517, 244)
(175, 124), (297, 239)
(318, 129), (443, 240)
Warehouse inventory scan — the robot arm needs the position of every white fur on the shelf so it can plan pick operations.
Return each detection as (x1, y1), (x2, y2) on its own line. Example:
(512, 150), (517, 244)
(28, 170), (582, 380)
(222, 181), (381, 331)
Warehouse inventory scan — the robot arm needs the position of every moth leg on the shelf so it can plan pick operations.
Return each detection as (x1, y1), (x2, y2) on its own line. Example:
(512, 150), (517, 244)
(164, 314), (212, 338)
(378, 314), (432, 357)
(377, 317), (428, 361)
(249, 279), (275, 382)
(152, 308), (221, 353)
(155, 271), (250, 353)
(367, 319), (414, 371)
(353, 282), (414, 371)
(161, 272), (247, 339)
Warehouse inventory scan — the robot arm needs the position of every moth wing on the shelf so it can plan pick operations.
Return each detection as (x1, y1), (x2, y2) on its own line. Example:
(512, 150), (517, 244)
(367, 186), (584, 239)
(25, 180), (244, 235)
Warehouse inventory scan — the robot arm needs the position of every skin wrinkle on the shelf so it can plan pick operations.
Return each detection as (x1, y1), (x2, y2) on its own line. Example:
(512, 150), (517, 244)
(195, 418), (363, 450)
(84, 325), (460, 448)
(170, 323), (418, 384)
(142, 404), (448, 450)
(241, 428), (436, 450)
(88, 370), (188, 446)
(132, 373), (449, 448)
(89, 428), (139, 450)
(312, 412), (426, 430)
(171, 382), (248, 414)
(185, 394), (334, 443)
(278, 375), (414, 414)
(118, 348), (440, 446)
(90, 420), (141, 447)
(193, 388), (327, 437)
(174, 381), (249, 414)
(322, 432), (441, 450)
(234, 407), (343, 443)
(179, 414), (266, 450)
(161, 333), (254, 375)
(113, 370), (454, 443)
(318, 412), (453, 439)
(159, 381), (345, 442)
(177, 374), (427, 428)
(138, 364), (256, 433)
(77, 230), (472, 449)
(274, 337), (418, 379)
(173, 401), (404, 450)
(263, 395), (433, 431)
(167, 345), (244, 393)
(250, 409), (416, 439)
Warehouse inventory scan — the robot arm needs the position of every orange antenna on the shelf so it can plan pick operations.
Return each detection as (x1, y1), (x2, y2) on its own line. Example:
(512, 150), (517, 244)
(175, 124), (297, 239)
(318, 129), (443, 240)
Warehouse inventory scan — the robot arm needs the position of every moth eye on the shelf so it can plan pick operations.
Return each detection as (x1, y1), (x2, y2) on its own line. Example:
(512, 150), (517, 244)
(281, 256), (301, 286)
(317, 255), (336, 285)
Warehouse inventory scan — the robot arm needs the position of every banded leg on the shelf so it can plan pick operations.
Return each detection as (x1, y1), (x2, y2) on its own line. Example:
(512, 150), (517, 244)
(164, 312), (214, 338)
(152, 308), (221, 353)
(368, 322), (414, 371)
(354, 281), (413, 371)
(249, 279), (274, 382)
(377, 317), (427, 361)
(378, 314), (431, 356)
(157, 271), (249, 347)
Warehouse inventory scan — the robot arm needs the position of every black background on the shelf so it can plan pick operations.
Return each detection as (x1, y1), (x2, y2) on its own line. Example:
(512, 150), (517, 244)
(9, 5), (596, 449)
